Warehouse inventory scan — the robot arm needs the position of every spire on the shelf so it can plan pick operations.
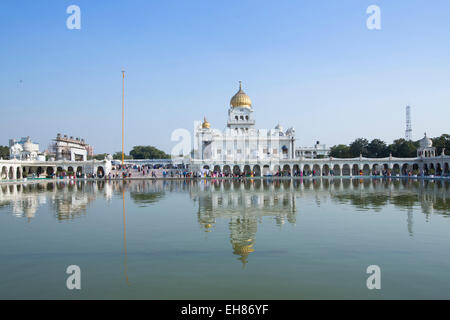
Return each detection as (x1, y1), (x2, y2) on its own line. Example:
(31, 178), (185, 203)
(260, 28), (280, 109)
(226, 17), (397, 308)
(239, 80), (242, 91)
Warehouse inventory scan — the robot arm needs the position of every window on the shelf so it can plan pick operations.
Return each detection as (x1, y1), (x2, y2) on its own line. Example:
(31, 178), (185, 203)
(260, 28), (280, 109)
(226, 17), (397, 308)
(263, 148), (268, 154)
(235, 116), (238, 120)
(273, 149), (278, 154)
(245, 116), (249, 120)
(217, 149), (221, 154)
(240, 116), (244, 120)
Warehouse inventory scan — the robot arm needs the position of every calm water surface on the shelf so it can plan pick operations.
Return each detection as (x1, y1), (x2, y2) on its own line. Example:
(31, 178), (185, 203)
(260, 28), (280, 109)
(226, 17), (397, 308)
(0, 178), (449, 299)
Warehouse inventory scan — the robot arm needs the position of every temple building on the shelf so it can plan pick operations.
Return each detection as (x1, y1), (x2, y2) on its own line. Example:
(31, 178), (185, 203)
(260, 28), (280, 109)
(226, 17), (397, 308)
(9, 137), (44, 161)
(49, 134), (91, 161)
(190, 82), (449, 177)
(192, 82), (297, 175)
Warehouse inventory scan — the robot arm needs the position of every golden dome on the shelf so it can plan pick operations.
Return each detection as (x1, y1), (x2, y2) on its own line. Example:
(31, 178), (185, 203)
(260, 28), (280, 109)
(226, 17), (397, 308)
(202, 117), (210, 129)
(230, 81), (252, 108)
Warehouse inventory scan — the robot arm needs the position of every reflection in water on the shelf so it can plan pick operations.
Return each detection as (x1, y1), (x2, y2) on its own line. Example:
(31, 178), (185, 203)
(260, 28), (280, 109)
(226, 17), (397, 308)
(123, 189), (129, 285)
(0, 178), (449, 266)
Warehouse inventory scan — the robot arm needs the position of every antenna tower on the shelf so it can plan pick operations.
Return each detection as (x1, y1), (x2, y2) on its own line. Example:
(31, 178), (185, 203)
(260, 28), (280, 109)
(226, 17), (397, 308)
(405, 105), (412, 141)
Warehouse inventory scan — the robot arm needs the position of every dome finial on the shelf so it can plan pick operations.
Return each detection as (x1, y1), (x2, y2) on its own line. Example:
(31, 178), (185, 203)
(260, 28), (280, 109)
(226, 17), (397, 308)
(202, 116), (210, 129)
(230, 81), (252, 108)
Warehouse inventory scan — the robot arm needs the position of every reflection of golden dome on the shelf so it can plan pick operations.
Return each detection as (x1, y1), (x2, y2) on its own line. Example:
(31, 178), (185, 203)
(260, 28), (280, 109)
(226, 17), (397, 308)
(202, 117), (210, 129)
(232, 241), (254, 267)
(230, 81), (252, 108)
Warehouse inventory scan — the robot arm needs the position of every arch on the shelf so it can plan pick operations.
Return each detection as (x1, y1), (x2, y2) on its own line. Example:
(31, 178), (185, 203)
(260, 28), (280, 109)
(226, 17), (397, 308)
(67, 166), (74, 177)
(352, 164), (360, 176)
(46, 167), (54, 177)
(243, 165), (251, 176)
(292, 164), (300, 176)
(303, 164), (311, 176)
(372, 164), (381, 176)
(273, 164), (281, 176)
(282, 164), (291, 176)
(436, 163), (442, 176)
(203, 165), (210, 170)
(16, 167), (21, 179)
(223, 165), (231, 176)
(1, 166), (7, 179)
(322, 164), (330, 176)
(392, 164), (400, 175)
(362, 164), (370, 176)
(37, 167), (43, 177)
(332, 164), (341, 176)
(76, 166), (83, 177)
(342, 164), (351, 176)
(444, 162), (449, 176)
(429, 163), (435, 175)
(262, 165), (270, 176)
(423, 163), (429, 175)
(253, 165), (261, 177)
(213, 165), (221, 174)
(232, 165), (241, 176)
(97, 166), (105, 178)
(401, 163), (409, 176)
(8, 167), (14, 179)
(312, 164), (321, 176)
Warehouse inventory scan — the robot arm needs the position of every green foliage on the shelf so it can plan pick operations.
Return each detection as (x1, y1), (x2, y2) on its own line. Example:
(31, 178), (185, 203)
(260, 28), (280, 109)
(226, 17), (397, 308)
(388, 139), (418, 158)
(130, 146), (170, 159)
(432, 134), (450, 155)
(93, 153), (109, 160)
(330, 144), (352, 158)
(113, 152), (132, 160)
(330, 134), (448, 159)
(367, 139), (389, 158)
(349, 138), (369, 157)
(0, 146), (9, 160)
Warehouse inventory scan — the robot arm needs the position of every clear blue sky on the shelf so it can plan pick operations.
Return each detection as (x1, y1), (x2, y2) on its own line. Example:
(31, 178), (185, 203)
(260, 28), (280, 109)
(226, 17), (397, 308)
(1, 0), (449, 154)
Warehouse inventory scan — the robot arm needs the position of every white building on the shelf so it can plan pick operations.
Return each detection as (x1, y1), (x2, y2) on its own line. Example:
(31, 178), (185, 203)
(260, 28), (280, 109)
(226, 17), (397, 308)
(9, 137), (44, 161)
(295, 141), (330, 159)
(50, 134), (89, 161)
(192, 82), (296, 175)
(191, 83), (450, 177)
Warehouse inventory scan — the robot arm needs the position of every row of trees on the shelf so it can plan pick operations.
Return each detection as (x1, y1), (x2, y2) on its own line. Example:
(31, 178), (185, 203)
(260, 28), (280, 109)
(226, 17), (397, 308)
(330, 134), (449, 158)
(0, 146), (9, 160)
(90, 146), (171, 161)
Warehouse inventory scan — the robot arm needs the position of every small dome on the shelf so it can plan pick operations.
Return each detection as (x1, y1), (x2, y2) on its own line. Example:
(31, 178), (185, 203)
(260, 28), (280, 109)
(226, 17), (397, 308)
(419, 133), (433, 148)
(202, 117), (210, 129)
(230, 81), (252, 108)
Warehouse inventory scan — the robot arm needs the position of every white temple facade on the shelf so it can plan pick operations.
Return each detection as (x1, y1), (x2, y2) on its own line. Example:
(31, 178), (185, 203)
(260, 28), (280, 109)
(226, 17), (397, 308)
(191, 83), (450, 177)
(192, 82), (297, 175)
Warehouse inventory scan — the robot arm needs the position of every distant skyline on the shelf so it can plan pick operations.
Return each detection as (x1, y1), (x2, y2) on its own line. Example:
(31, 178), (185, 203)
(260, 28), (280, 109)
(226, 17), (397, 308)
(1, 0), (449, 154)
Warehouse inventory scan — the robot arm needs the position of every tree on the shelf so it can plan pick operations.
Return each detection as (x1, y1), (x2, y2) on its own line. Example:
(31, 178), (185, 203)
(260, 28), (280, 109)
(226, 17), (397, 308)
(330, 144), (352, 158)
(388, 139), (418, 158)
(93, 153), (109, 160)
(432, 134), (450, 155)
(113, 152), (132, 160)
(349, 138), (369, 157)
(0, 146), (9, 160)
(367, 139), (389, 158)
(129, 146), (170, 159)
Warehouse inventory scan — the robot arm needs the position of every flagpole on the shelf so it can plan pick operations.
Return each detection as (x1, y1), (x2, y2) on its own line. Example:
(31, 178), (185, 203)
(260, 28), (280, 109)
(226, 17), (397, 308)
(122, 69), (125, 166)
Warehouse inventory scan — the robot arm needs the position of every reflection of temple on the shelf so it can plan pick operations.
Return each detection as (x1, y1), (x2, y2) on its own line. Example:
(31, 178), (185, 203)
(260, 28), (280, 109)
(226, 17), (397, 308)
(229, 216), (257, 266)
(190, 180), (298, 266)
(0, 181), (113, 221)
